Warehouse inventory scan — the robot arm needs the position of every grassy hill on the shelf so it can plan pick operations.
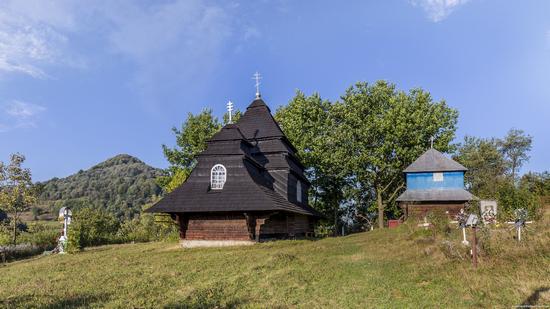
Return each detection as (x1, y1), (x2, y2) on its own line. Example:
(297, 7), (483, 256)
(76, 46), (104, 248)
(36, 154), (163, 220)
(2, 209), (549, 308)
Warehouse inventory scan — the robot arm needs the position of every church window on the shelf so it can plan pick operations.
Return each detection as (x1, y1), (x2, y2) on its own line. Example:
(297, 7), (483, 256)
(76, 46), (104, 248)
(433, 172), (444, 182)
(297, 181), (302, 203)
(211, 164), (226, 189)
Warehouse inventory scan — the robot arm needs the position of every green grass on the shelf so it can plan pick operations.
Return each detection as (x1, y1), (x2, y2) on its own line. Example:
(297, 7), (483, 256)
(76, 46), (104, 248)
(2, 213), (549, 308)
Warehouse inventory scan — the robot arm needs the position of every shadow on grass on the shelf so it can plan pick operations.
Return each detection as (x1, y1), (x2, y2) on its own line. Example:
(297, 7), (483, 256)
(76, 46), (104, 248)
(163, 285), (247, 309)
(3, 293), (109, 308)
(519, 287), (550, 307)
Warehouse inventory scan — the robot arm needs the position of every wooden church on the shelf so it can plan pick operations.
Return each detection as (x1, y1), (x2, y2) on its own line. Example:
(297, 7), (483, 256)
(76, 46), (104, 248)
(148, 92), (321, 247)
(397, 148), (476, 219)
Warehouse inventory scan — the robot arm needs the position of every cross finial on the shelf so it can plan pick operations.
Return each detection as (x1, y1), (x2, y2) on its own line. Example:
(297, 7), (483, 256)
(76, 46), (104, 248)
(252, 71), (262, 98)
(430, 136), (434, 149)
(226, 100), (234, 124)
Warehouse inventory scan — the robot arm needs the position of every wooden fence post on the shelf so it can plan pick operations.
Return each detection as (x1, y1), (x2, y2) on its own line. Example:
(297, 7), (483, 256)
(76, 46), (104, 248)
(472, 227), (477, 269)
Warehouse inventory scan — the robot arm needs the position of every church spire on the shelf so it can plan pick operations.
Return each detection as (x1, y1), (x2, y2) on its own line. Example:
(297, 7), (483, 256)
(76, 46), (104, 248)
(252, 71), (262, 99)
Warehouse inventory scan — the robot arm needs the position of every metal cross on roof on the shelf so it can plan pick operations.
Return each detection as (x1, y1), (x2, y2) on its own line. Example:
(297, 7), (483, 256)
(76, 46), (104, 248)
(430, 136), (434, 149)
(226, 100), (234, 124)
(252, 71), (262, 98)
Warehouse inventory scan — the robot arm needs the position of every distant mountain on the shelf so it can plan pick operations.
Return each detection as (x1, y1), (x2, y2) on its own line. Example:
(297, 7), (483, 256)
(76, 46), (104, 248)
(37, 154), (163, 219)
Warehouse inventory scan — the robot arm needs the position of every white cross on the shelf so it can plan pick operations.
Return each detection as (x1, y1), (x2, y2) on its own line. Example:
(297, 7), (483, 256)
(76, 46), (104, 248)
(226, 101), (234, 124)
(252, 72), (262, 98)
(430, 136), (434, 149)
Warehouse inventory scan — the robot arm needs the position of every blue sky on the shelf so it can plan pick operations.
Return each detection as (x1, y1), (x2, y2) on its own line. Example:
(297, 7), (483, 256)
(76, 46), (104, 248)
(0, 0), (548, 181)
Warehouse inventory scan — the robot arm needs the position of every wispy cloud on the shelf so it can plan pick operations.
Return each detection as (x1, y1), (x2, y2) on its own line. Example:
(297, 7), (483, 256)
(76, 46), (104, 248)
(410, 0), (470, 22)
(0, 1), (260, 102)
(0, 0), (79, 78)
(0, 100), (46, 132)
(98, 0), (233, 99)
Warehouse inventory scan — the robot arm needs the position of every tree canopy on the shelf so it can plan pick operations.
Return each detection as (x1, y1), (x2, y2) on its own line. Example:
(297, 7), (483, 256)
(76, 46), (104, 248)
(0, 153), (37, 245)
(159, 109), (241, 192)
(38, 154), (162, 219)
(277, 81), (459, 228)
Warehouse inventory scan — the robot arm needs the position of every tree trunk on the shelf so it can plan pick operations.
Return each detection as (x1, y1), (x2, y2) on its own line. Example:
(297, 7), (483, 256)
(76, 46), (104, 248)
(12, 218), (17, 245)
(334, 203), (338, 237)
(377, 185), (384, 229)
(511, 161), (516, 183)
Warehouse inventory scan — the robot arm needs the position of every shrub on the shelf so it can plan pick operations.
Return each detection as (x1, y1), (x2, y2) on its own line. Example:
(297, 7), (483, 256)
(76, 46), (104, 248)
(18, 222), (59, 249)
(117, 213), (178, 243)
(0, 227), (10, 246)
(66, 208), (120, 252)
(497, 182), (541, 220)
(427, 211), (452, 237)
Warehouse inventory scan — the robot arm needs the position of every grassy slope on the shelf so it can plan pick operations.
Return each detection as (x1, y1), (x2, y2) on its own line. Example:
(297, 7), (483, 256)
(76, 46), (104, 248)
(2, 214), (549, 308)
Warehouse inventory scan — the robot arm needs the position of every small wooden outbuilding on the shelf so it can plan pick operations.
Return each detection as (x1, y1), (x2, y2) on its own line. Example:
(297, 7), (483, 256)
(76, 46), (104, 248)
(397, 149), (476, 219)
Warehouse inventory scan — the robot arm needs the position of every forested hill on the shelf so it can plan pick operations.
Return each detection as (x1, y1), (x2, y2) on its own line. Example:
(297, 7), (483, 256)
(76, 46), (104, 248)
(37, 154), (163, 219)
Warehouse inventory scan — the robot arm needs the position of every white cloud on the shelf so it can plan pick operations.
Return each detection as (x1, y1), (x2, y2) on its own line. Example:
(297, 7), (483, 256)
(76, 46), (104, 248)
(0, 100), (46, 132)
(5, 100), (45, 118)
(0, 0), (79, 78)
(411, 0), (470, 22)
(0, 1), (260, 102)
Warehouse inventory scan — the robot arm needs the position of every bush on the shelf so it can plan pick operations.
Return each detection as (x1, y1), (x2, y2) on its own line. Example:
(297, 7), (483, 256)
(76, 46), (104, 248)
(67, 208), (120, 252)
(18, 222), (59, 249)
(427, 211), (452, 237)
(0, 227), (10, 246)
(497, 182), (541, 220)
(117, 213), (178, 243)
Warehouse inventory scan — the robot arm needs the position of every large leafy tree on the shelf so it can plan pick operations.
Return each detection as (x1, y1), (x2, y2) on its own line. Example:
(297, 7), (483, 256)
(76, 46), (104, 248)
(332, 81), (458, 228)
(277, 82), (459, 229)
(498, 129), (532, 181)
(453, 136), (507, 198)
(0, 153), (37, 245)
(160, 109), (241, 192)
(275, 91), (347, 231)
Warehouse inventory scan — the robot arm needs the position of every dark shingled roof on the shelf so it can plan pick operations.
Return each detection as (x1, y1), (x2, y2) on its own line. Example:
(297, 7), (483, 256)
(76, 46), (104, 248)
(403, 148), (467, 173)
(146, 96), (321, 218)
(146, 159), (321, 216)
(237, 98), (285, 139)
(396, 188), (476, 202)
(209, 124), (246, 142)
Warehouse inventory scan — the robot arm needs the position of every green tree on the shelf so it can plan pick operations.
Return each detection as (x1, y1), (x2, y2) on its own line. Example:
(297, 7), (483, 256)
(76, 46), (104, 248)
(520, 172), (550, 197)
(453, 136), (507, 198)
(497, 181), (540, 220)
(159, 109), (221, 192)
(498, 129), (532, 181)
(275, 91), (347, 233)
(160, 109), (241, 192)
(334, 81), (458, 228)
(0, 153), (37, 245)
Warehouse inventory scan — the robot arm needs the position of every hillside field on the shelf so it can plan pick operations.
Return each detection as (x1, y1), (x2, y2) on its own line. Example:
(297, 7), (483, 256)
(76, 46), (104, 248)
(2, 212), (549, 308)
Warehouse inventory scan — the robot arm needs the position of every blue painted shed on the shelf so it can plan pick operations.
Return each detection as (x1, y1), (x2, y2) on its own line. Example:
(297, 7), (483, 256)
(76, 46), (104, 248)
(397, 149), (476, 219)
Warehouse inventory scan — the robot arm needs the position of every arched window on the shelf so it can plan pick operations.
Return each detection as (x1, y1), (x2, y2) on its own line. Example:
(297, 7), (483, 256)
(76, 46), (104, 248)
(297, 181), (302, 203)
(211, 164), (227, 190)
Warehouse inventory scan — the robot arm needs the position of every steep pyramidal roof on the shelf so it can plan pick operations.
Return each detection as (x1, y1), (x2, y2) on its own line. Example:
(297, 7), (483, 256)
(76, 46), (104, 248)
(403, 149), (467, 173)
(237, 98), (285, 139)
(209, 123), (247, 142)
(147, 96), (321, 217)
